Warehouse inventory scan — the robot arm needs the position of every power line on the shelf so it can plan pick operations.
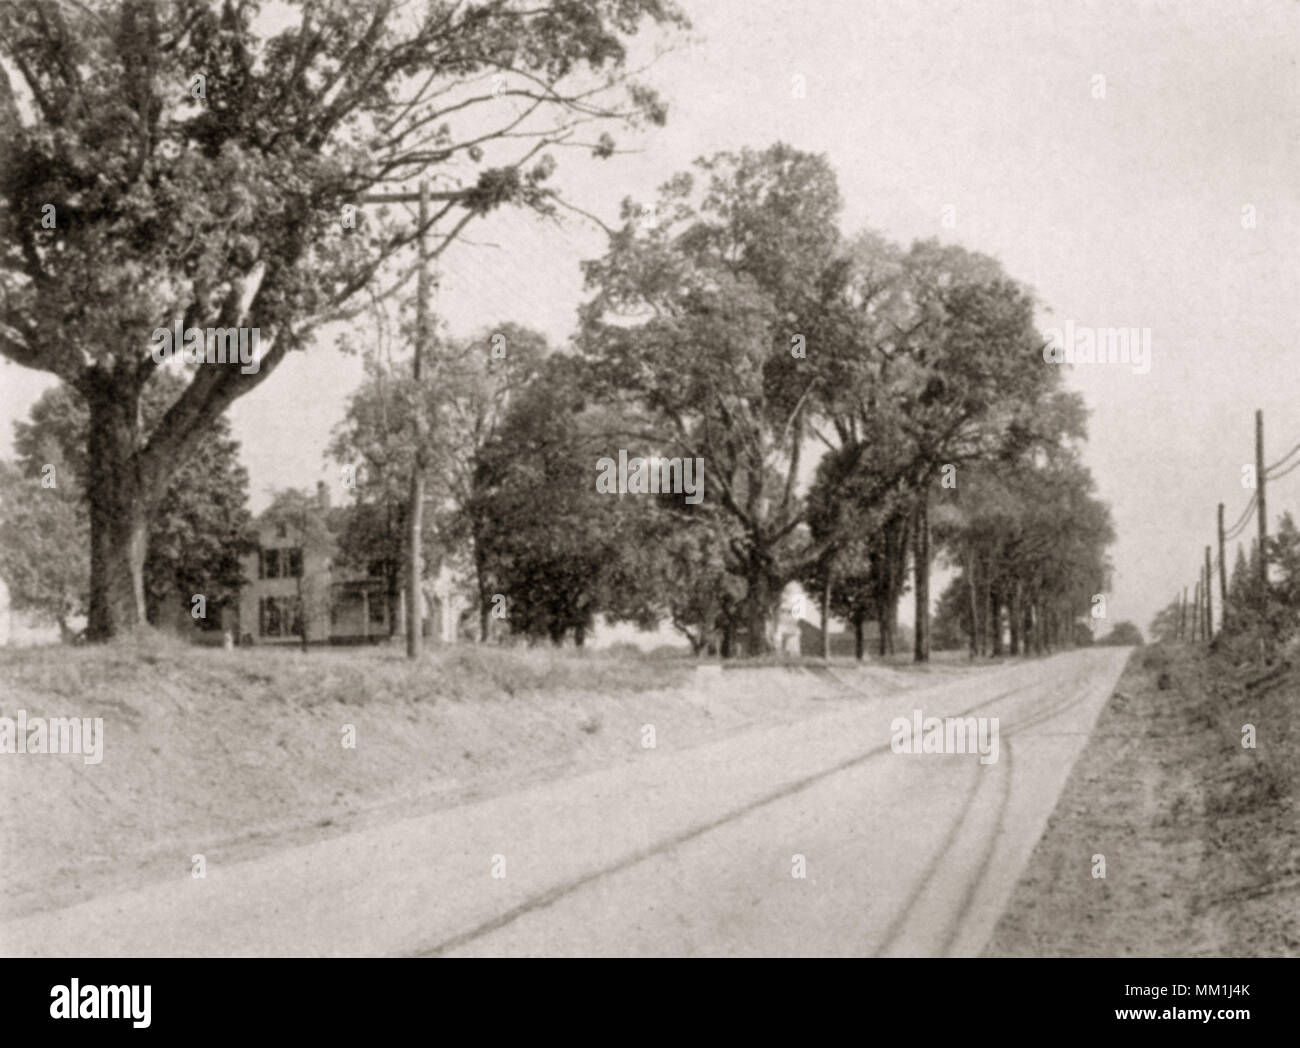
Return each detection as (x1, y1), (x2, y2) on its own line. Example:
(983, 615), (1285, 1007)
(1223, 492), (1256, 541)
(1225, 493), (1255, 533)
(1265, 438), (1300, 476)
(1224, 512), (1254, 543)
(1267, 455), (1300, 484)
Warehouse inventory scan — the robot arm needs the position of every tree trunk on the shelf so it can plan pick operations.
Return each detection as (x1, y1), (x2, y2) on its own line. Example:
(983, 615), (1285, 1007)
(853, 613), (865, 661)
(977, 553), (987, 652)
(742, 555), (778, 657)
(886, 517), (907, 658)
(990, 594), (1004, 657)
(965, 551), (979, 658)
(86, 380), (149, 641)
(745, 587), (772, 656)
(474, 535), (491, 643)
(820, 562), (833, 659)
(476, 560), (491, 644)
(913, 490), (930, 663)
(1009, 588), (1021, 655)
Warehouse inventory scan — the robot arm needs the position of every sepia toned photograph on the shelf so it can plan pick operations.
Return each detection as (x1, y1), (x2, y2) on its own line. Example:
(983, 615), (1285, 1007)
(0, 0), (1295, 1004)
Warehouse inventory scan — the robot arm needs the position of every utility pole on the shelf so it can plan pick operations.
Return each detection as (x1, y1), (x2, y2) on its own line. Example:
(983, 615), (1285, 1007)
(1203, 547), (1213, 641)
(1179, 586), (1187, 641)
(913, 489), (930, 663)
(405, 179), (431, 659)
(1256, 409), (1268, 592)
(1191, 579), (1200, 643)
(354, 180), (470, 659)
(1203, 563), (1211, 641)
(1198, 568), (1205, 642)
(1217, 503), (1228, 633)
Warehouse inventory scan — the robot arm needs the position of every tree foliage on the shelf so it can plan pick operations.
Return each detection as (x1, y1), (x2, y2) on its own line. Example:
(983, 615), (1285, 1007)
(0, 0), (685, 637)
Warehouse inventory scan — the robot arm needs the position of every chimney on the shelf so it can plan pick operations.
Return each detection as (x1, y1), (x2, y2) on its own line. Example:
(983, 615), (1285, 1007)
(316, 480), (330, 511)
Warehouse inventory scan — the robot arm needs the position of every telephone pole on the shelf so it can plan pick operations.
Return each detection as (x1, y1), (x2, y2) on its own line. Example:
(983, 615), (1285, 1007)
(1191, 579), (1200, 643)
(354, 179), (465, 659)
(406, 179), (431, 659)
(1179, 586), (1187, 641)
(1256, 409), (1267, 590)
(1203, 546), (1213, 640)
(1217, 503), (1228, 633)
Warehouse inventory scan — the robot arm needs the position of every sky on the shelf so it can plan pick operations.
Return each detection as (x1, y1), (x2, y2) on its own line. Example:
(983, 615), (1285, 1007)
(2, 0), (1298, 636)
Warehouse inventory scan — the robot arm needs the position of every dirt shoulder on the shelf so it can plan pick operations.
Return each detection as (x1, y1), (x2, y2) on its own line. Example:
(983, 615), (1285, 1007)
(985, 642), (1300, 957)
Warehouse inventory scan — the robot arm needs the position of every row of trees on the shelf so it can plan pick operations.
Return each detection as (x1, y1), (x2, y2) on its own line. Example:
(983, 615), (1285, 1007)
(930, 446), (1116, 656)
(328, 144), (1115, 659)
(1, 142), (1117, 659)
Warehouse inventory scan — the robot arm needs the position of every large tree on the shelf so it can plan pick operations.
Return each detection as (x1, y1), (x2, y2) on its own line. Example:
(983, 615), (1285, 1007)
(802, 451), (913, 660)
(467, 355), (626, 646)
(883, 241), (1061, 661)
(797, 232), (1069, 661)
(579, 143), (846, 655)
(0, 0), (684, 638)
(4, 373), (254, 631)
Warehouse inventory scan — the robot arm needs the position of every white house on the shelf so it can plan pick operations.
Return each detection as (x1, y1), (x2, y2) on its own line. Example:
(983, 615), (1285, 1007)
(236, 486), (466, 647)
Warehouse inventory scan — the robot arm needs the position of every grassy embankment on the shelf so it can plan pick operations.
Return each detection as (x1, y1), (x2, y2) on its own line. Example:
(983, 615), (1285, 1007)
(0, 633), (923, 919)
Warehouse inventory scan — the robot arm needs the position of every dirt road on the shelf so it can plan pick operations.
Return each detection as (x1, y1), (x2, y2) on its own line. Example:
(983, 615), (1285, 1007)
(0, 648), (1129, 957)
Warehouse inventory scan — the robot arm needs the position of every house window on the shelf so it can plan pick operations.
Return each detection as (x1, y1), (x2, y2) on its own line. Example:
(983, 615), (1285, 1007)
(369, 595), (386, 626)
(287, 548), (303, 579)
(261, 596), (282, 637)
(259, 596), (302, 638)
(264, 548), (281, 579)
(276, 522), (287, 539)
